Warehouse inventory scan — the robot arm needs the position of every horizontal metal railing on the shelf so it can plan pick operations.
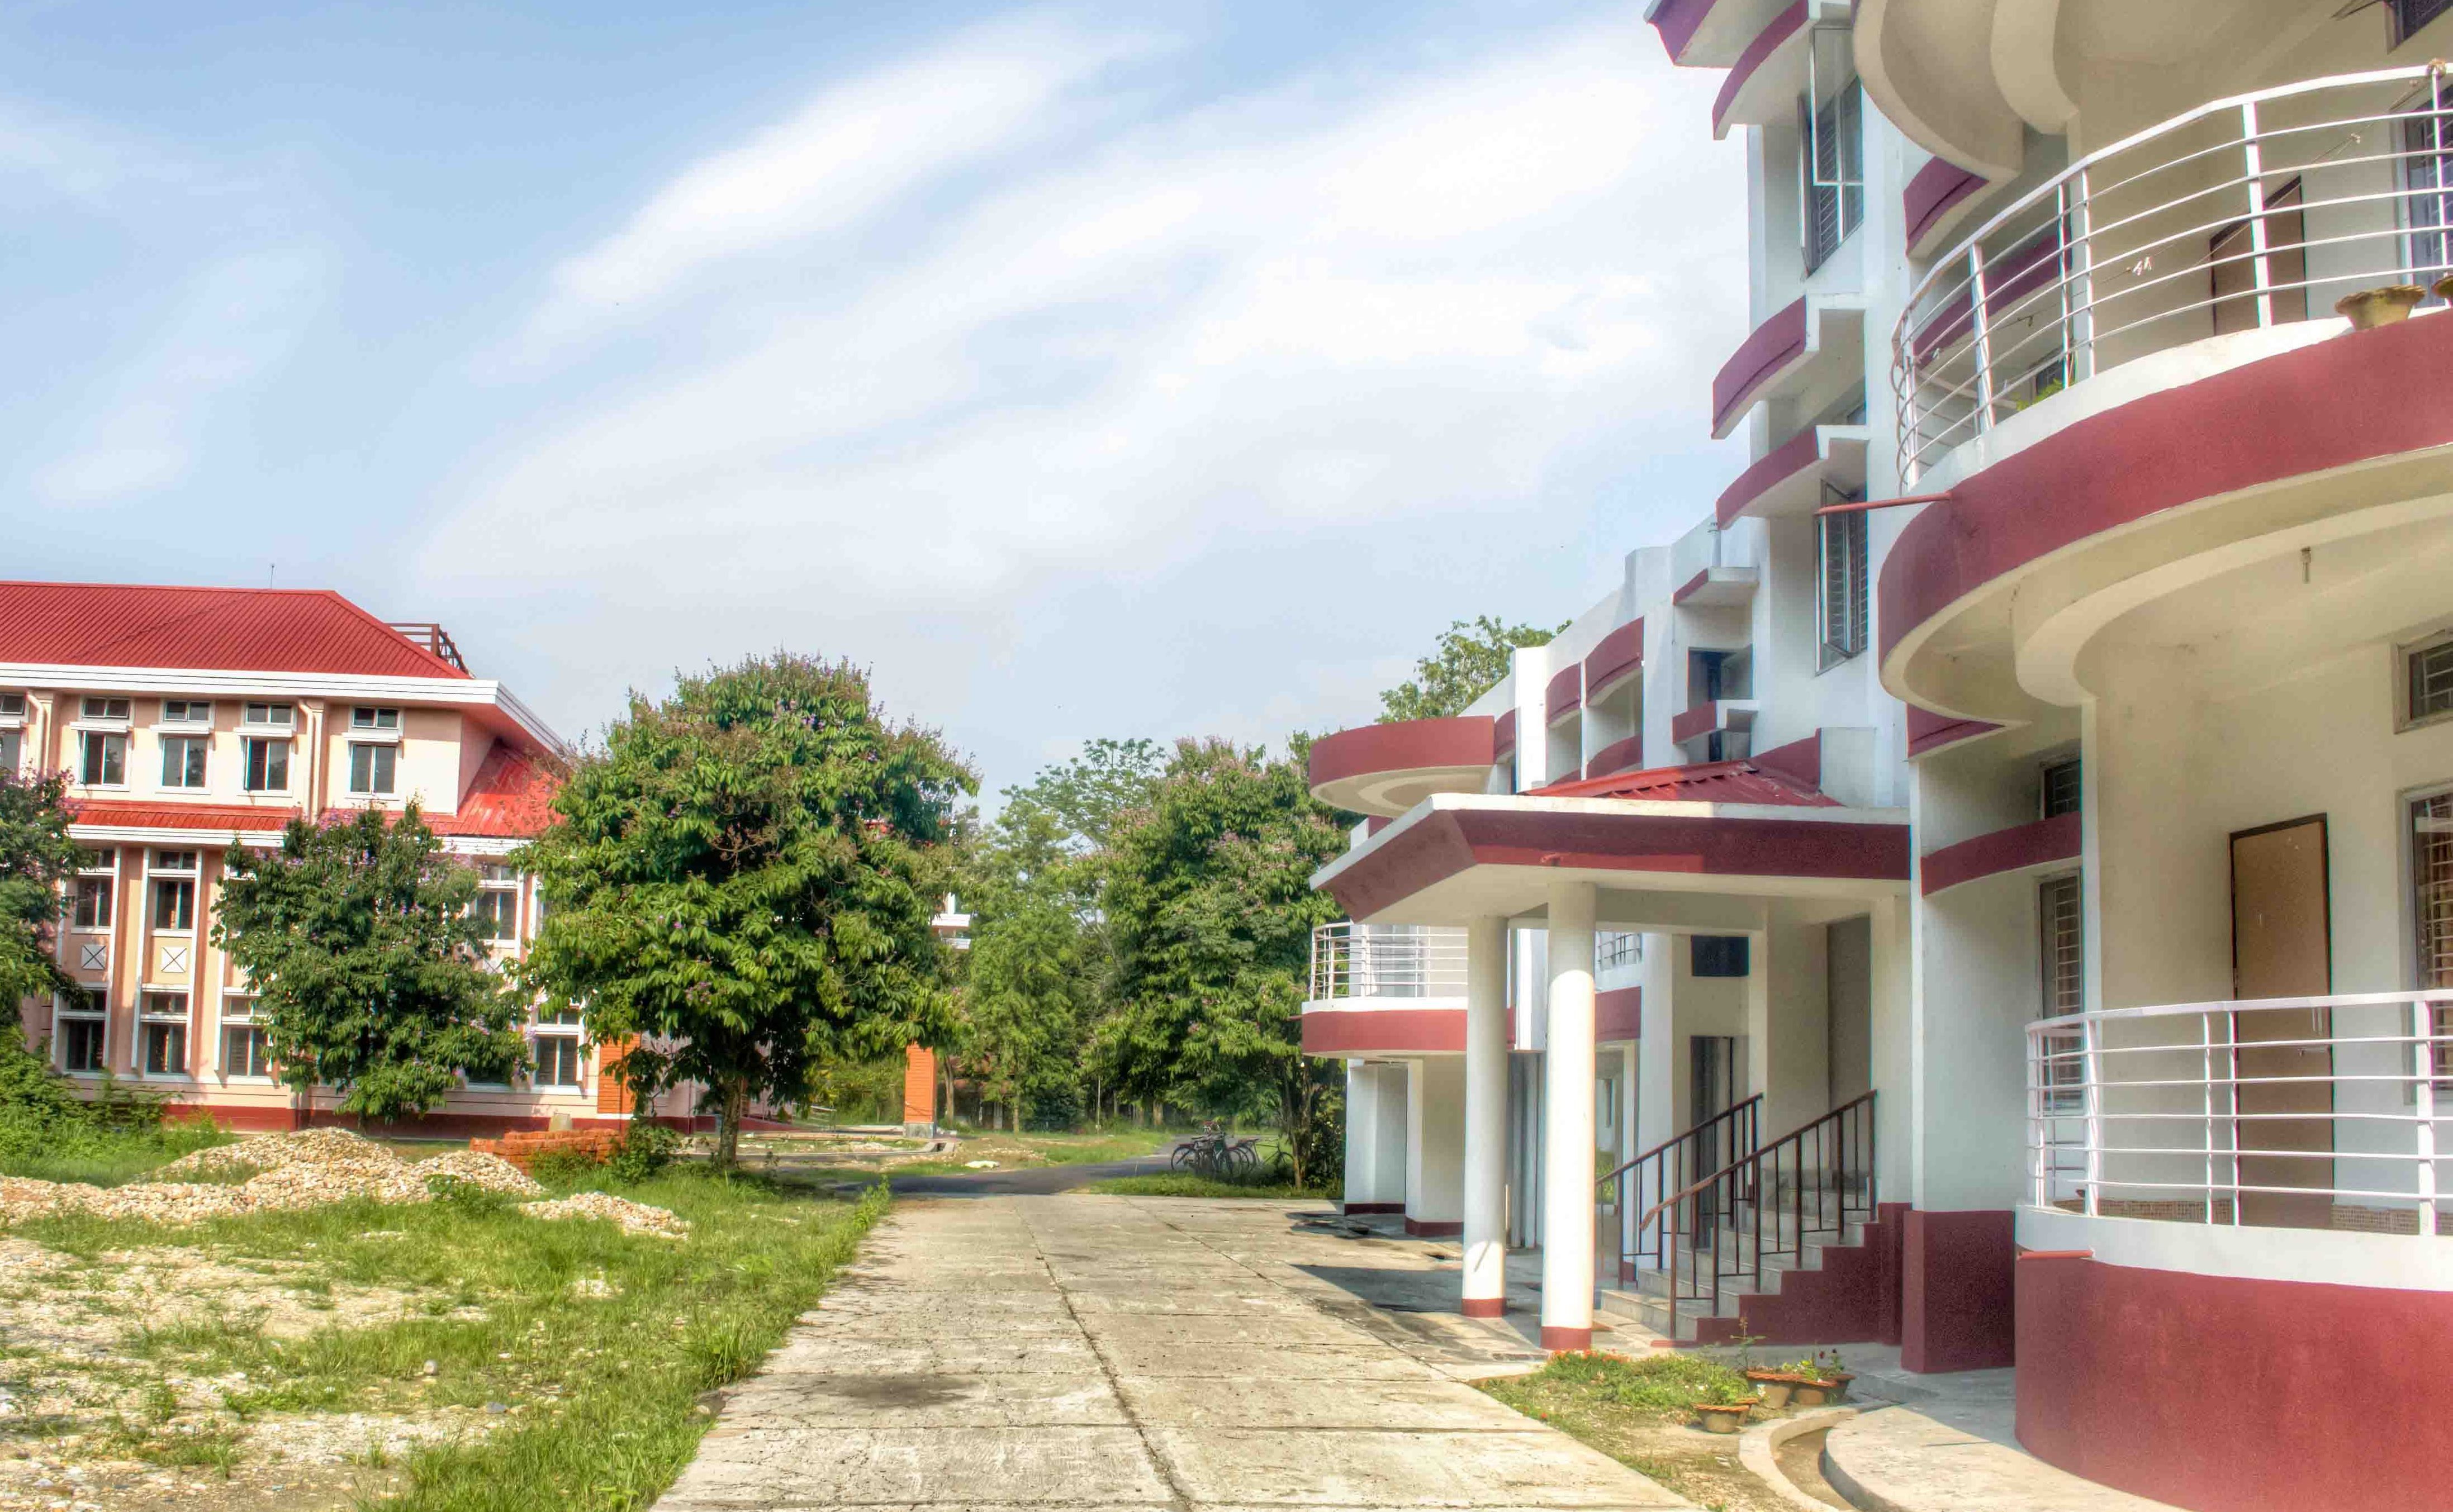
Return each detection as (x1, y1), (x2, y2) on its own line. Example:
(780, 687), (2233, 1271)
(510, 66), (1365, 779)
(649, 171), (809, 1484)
(1307, 921), (1469, 1003)
(1897, 64), (2453, 482)
(2027, 988), (2453, 1233)
(1600, 1093), (1761, 1282)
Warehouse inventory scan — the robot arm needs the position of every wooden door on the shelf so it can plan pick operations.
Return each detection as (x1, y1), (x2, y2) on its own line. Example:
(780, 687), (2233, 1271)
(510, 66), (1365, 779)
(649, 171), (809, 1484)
(2231, 816), (2333, 1227)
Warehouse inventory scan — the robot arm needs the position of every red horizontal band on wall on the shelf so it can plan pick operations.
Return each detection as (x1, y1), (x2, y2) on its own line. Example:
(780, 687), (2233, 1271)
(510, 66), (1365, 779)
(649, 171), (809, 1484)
(1921, 812), (2081, 896)
(1712, 296), (1807, 436)
(2018, 1249), (2093, 1261)
(1300, 1007), (1465, 1055)
(1711, 2), (1806, 137)
(1905, 706), (2003, 758)
(1595, 986), (1641, 1040)
(1583, 618), (1644, 693)
(1669, 702), (1721, 744)
(1307, 716), (1496, 792)
(1545, 665), (1583, 723)
(1905, 157), (1986, 253)
(1752, 731), (1820, 790)
(1647, 0), (1715, 60)
(1584, 734), (1645, 780)
(1715, 429), (1820, 527)
(1492, 707), (1517, 758)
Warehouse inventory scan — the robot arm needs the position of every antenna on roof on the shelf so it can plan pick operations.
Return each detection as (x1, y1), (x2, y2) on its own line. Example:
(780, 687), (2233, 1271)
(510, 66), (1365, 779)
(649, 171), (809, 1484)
(268, 563), (276, 588)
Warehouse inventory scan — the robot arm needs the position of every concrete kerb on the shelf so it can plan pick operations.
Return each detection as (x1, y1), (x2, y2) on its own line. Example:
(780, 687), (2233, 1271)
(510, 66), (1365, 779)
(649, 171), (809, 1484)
(1736, 1405), (1859, 1512)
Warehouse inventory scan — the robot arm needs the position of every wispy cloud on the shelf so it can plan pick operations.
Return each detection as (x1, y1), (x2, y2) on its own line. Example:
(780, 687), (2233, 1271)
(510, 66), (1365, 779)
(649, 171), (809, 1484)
(32, 247), (329, 505)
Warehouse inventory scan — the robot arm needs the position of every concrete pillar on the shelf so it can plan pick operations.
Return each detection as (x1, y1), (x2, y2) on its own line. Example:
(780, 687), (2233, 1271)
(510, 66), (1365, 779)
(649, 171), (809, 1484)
(1406, 1058), (1465, 1235)
(1541, 878), (1598, 1351)
(1345, 1062), (1411, 1213)
(1462, 915), (1509, 1316)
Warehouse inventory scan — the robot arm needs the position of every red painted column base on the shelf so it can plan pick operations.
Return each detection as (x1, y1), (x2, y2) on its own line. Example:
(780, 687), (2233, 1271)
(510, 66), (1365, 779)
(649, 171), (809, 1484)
(1460, 1296), (1506, 1318)
(1403, 1217), (1463, 1238)
(1540, 1325), (1593, 1352)
(1341, 1201), (1404, 1215)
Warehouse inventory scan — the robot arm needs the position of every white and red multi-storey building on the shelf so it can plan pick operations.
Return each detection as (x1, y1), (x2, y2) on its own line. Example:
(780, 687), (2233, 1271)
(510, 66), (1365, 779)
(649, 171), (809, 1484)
(1, 581), (629, 1134)
(1303, 4), (2453, 1508)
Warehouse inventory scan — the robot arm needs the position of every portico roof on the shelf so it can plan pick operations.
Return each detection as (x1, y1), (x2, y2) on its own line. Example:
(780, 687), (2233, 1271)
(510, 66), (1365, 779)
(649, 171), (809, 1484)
(1313, 760), (1909, 927)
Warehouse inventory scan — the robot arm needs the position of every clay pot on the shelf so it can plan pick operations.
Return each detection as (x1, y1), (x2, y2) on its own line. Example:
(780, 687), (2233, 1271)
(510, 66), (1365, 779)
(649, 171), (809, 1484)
(1787, 1379), (1835, 1408)
(1824, 1371), (1856, 1403)
(1693, 1398), (1759, 1434)
(2434, 274), (2453, 305)
(1741, 1371), (1797, 1409)
(2335, 284), (2427, 330)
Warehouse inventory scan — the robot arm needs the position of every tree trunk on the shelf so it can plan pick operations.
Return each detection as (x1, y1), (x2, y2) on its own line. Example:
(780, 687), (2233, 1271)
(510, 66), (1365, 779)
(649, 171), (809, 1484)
(715, 1078), (747, 1169)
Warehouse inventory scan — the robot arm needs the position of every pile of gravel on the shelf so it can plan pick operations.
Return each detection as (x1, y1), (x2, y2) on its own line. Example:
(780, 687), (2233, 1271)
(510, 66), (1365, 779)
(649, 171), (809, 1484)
(519, 1192), (691, 1239)
(0, 1128), (553, 1226)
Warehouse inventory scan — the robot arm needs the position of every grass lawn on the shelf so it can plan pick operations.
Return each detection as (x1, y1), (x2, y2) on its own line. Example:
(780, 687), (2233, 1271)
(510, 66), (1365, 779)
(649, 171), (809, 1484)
(868, 1126), (1174, 1178)
(0, 1140), (886, 1512)
(1477, 1351), (1815, 1512)
(1080, 1173), (1329, 1200)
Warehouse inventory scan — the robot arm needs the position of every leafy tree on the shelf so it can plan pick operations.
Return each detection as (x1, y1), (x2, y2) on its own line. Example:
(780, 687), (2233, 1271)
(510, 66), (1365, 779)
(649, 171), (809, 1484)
(215, 806), (529, 1122)
(1102, 738), (1348, 1183)
(517, 654), (974, 1167)
(1378, 615), (1565, 723)
(998, 738), (1164, 852)
(0, 768), (82, 1012)
(956, 801), (1095, 1129)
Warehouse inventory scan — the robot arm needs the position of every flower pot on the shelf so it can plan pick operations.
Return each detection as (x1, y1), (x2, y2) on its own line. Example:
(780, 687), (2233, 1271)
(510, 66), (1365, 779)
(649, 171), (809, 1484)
(1740, 1371), (1797, 1409)
(1824, 1371), (1856, 1403)
(1692, 1398), (1758, 1434)
(1787, 1380), (1836, 1408)
(2433, 274), (2453, 305)
(2336, 284), (2427, 330)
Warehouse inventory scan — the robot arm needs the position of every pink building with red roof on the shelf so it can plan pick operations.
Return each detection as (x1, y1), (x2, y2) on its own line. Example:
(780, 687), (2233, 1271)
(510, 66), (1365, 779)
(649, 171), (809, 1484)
(0, 580), (624, 1134)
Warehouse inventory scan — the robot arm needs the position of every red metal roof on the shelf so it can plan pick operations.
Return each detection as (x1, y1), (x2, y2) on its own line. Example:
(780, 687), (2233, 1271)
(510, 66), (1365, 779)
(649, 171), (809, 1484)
(0, 581), (471, 679)
(1529, 758), (1840, 807)
(68, 801), (302, 834)
(429, 744), (561, 839)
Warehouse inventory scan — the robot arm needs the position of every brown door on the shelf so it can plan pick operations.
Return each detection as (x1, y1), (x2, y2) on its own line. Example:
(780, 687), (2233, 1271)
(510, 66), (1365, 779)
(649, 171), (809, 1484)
(2230, 816), (2333, 1227)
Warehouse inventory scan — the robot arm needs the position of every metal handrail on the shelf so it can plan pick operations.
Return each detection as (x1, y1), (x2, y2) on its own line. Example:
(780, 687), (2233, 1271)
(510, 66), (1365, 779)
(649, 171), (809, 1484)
(1306, 921), (1469, 1002)
(1597, 1094), (1762, 1283)
(1895, 63), (2453, 482)
(2026, 990), (2453, 1230)
(1636, 1092), (1878, 1338)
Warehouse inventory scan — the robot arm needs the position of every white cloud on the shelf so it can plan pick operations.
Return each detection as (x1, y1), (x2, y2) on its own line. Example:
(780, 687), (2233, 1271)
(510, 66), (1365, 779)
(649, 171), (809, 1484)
(32, 248), (327, 505)
(415, 12), (1744, 782)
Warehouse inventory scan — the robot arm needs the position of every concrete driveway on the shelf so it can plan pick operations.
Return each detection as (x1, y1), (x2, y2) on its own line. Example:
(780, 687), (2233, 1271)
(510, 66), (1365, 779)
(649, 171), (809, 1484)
(654, 1193), (1691, 1511)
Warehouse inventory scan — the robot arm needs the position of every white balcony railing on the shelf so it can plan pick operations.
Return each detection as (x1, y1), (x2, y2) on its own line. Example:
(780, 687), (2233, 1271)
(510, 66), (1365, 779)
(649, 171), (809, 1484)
(2027, 988), (2453, 1234)
(1307, 922), (1468, 1004)
(1897, 65), (2453, 482)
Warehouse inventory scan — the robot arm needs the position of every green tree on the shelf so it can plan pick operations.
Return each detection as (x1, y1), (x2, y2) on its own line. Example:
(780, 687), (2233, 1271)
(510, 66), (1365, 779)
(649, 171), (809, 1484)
(956, 802), (1094, 1129)
(517, 654), (975, 1167)
(214, 806), (529, 1122)
(1102, 738), (1348, 1183)
(999, 738), (1164, 852)
(1378, 615), (1565, 723)
(0, 768), (82, 1011)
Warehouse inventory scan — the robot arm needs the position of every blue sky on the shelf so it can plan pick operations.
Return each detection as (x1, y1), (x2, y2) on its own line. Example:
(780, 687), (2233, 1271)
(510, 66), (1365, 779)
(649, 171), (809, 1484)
(4, 1), (1743, 802)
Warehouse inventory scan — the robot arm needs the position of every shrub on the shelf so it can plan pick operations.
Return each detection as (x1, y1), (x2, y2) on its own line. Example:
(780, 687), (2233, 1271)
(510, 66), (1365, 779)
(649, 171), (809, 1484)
(1526, 1351), (1749, 1415)
(606, 1123), (681, 1185)
(525, 1149), (605, 1186)
(426, 1173), (513, 1213)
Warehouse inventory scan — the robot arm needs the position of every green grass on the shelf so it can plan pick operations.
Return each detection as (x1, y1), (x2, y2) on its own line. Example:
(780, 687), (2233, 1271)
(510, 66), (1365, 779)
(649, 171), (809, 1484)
(0, 1114), (235, 1186)
(7, 1166), (889, 1511)
(1482, 1349), (1749, 1418)
(1081, 1173), (1330, 1200)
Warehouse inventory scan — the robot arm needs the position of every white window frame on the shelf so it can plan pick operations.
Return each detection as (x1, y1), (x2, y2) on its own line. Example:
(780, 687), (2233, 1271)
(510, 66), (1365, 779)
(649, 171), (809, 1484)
(158, 731), (210, 791)
(2399, 627), (2453, 733)
(217, 992), (273, 1082)
(531, 1004), (587, 1090)
(241, 701), (296, 730)
(76, 729), (129, 788)
(156, 700), (213, 728)
(0, 692), (25, 720)
(70, 863), (115, 933)
(347, 740), (398, 796)
(0, 694), (23, 778)
(2040, 754), (2084, 820)
(349, 706), (402, 734)
(148, 850), (200, 935)
(1816, 488), (1870, 671)
(78, 697), (132, 724)
(1799, 28), (1864, 274)
(475, 868), (522, 944)
(55, 988), (108, 1076)
(138, 990), (192, 1081)
(242, 734), (292, 794)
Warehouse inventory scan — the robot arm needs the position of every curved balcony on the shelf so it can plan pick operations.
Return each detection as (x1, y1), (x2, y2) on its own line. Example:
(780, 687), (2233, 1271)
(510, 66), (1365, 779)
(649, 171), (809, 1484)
(1712, 423), (1868, 527)
(1895, 66), (2453, 484)
(1902, 156), (1988, 260)
(1307, 716), (1497, 820)
(1714, 294), (1864, 439)
(1302, 921), (1468, 1056)
(1710, 2), (1807, 140)
(1647, 0), (1799, 69)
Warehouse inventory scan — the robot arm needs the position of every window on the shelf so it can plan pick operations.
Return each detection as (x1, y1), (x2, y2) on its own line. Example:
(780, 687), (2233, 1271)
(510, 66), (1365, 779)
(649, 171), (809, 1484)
(80, 697), (131, 721)
(2403, 82), (2453, 283)
(475, 888), (519, 941)
(72, 875), (113, 929)
(2406, 633), (2453, 729)
(2039, 873), (2084, 1015)
(2416, 791), (2453, 1080)
(153, 849), (198, 872)
(0, 692), (23, 717)
(532, 1033), (584, 1088)
(159, 700), (212, 724)
(0, 729), (19, 775)
(159, 734), (208, 788)
(2041, 757), (2084, 820)
(78, 731), (127, 785)
(150, 854), (198, 933)
(1691, 648), (1752, 703)
(2395, 0), (2453, 44)
(1596, 931), (1643, 970)
(1691, 935), (1750, 977)
(243, 702), (295, 728)
(57, 990), (106, 1074)
(140, 992), (189, 1077)
(243, 736), (291, 792)
(1818, 492), (1870, 668)
(348, 742), (397, 795)
(220, 995), (269, 1078)
(351, 706), (401, 731)
(1800, 59), (1863, 272)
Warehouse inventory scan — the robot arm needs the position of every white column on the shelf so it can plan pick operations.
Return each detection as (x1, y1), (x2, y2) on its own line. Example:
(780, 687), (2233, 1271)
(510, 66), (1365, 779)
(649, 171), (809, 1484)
(1343, 1061), (1379, 1211)
(1462, 915), (1510, 1316)
(1406, 1058), (1465, 1234)
(1541, 879), (1598, 1351)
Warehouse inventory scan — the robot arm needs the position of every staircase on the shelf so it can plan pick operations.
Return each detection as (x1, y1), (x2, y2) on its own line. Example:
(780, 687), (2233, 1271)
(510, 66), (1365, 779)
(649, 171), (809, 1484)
(1597, 1092), (1888, 1344)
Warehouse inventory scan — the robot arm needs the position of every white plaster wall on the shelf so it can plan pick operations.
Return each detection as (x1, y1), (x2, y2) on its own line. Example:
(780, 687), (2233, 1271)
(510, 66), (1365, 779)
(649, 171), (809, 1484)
(1407, 1057), (1466, 1225)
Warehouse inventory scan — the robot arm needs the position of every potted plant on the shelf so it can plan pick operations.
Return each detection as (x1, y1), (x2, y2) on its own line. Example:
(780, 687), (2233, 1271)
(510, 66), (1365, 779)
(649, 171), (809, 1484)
(1814, 1349), (1856, 1404)
(1778, 1351), (1853, 1407)
(1740, 1366), (1798, 1408)
(2336, 284), (2427, 330)
(1691, 1379), (1759, 1435)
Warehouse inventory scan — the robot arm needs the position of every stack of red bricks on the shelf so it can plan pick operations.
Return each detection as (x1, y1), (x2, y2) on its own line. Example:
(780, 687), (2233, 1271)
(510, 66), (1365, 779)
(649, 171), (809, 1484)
(469, 1129), (622, 1173)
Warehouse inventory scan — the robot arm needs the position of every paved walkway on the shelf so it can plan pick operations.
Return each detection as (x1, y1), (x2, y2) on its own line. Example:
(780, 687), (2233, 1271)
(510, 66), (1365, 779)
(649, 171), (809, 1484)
(654, 1194), (1691, 1511)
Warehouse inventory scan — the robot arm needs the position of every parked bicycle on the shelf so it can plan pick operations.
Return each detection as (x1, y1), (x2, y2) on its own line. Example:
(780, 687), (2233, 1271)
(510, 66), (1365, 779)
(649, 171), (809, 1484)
(1169, 1123), (1261, 1180)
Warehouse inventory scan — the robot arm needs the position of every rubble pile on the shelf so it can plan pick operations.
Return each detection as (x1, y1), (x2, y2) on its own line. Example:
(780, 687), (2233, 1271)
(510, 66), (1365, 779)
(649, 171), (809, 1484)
(519, 1191), (691, 1239)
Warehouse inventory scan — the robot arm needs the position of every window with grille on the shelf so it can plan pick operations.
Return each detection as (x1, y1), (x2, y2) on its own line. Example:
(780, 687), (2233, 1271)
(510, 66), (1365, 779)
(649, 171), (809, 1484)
(2416, 791), (2453, 1080)
(2041, 757), (2083, 819)
(2037, 872), (2086, 1111)
(349, 742), (397, 794)
(533, 1034), (584, 1088)
(1818, 493), (1868, 668)
(475, 888), (519, 940)
(2395, 0), (2453, 44)
(244, 736), (290, 791)
(2406, 634), (2453, 728)
(140, 992), (189, 1077)
(1800, 70), (1863, 272)
(1596, 931), (1642, 970)
(1691, 935), (1750, 978)
(78, 731), (126, 785)
(56, 989), (106, 1074)
(72, 876), (113, 929)
(220, 995), (270, 1078)
(2403, 82), (2453, 282)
